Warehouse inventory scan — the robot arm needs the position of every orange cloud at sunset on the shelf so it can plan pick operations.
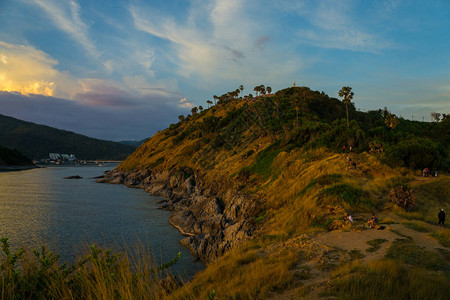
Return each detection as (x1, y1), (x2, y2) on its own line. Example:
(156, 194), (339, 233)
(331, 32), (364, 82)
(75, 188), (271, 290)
(0, 41), (70, 97)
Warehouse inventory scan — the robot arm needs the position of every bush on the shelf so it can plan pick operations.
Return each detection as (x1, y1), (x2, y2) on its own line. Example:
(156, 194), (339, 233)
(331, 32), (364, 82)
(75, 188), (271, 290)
(388, 185), (416, 211)
(384, 137), (446, 170)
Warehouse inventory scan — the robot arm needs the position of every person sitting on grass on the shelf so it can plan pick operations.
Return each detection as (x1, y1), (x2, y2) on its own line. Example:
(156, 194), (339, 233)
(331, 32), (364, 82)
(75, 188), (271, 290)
(368, 214), (378, 229)
(345, 213), (353, 224)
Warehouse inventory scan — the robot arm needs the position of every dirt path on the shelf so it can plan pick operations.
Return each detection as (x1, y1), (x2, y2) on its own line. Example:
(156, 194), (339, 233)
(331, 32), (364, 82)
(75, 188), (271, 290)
(268, 213), (449, 299)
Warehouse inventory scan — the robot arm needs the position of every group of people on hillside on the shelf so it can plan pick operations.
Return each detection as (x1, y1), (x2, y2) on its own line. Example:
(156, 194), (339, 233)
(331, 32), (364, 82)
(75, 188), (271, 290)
(344, 213), (379, 228)
(342, 145), (352, 153)
(343, 210), (445, 229)
(346, 156), (357, 170)
(423, 168), (438, 177)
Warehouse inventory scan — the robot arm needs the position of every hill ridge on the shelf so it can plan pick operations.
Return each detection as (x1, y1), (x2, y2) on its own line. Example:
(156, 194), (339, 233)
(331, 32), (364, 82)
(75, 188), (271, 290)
(0, 114), (136, 160)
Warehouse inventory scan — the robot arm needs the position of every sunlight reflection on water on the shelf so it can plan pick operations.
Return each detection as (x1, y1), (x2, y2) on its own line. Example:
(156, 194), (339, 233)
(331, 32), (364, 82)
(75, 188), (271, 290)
(0, 166), (203, 278)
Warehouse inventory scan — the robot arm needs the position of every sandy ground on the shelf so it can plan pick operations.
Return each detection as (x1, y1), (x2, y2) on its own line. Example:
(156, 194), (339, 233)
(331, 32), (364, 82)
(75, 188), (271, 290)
(269, 213), (449, 299)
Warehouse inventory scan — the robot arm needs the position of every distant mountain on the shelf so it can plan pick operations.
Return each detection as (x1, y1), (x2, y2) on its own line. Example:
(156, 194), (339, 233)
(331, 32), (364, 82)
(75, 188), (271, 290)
(119, 139), (146, 147)
(0, 146), (33, 167)
(0, 114), (137, 160)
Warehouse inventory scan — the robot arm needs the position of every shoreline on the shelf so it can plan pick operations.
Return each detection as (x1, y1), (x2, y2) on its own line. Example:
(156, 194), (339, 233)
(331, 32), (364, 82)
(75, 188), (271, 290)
(97, 168), (257, 262)
(0, 165), (37, 172)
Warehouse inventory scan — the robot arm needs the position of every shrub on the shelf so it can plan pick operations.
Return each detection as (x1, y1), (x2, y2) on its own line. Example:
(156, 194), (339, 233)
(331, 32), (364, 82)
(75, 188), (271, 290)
(384, 137), (446, 170)
(388, 185), (416, 211)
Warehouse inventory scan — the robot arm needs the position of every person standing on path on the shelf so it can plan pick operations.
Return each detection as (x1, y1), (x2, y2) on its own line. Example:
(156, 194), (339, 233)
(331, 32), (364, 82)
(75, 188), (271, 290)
(438, 209), (445, 227)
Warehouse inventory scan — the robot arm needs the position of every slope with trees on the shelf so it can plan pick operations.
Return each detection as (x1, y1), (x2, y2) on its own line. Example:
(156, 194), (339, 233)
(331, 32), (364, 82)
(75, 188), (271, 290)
(0, 114), (137, 160)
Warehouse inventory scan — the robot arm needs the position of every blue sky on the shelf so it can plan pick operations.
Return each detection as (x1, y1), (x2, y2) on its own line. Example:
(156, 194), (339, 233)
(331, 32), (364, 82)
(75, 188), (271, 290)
(0, 0), (449, 140)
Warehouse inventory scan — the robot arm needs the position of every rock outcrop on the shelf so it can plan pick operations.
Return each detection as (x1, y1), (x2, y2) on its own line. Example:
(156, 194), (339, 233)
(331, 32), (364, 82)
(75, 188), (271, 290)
(64, 175), (83, 179)
(97, 168), (258, 262)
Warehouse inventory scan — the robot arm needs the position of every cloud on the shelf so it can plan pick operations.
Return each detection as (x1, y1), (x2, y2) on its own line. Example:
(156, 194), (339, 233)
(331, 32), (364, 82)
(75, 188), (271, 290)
(30, 0), (98, 58)
(129, 0), (302, 86)
(0, 41), (79, 98)
(294, 1), (393, 52)
(0, 91), (187, 141)
(0, 41), (190, 139)
(178, 98), (193, 108)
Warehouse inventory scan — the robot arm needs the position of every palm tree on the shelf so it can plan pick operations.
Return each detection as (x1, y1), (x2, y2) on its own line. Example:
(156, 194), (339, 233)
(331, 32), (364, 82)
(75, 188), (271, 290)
(259, 85), (266, 95)
(253, 86), (260, 96)
(338, 86), (354, 129)
(239, 85), (244, 99)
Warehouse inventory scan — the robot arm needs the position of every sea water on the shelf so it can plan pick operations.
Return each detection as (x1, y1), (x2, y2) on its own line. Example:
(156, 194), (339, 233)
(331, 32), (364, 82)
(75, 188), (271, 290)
(0, 165), (203, 278)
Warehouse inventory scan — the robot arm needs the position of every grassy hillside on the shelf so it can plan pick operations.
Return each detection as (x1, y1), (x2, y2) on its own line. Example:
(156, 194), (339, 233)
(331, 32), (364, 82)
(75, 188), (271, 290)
(0, 114), (136, 160)
(3, 86), (448, 298)
(117, 86), (449, 298)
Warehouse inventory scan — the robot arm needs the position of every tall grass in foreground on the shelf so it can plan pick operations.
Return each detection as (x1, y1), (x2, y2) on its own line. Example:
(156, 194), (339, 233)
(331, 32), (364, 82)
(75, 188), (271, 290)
(323, 260), (450, 300)
(0, 237), (180, 299)
(169, 241), (299, 299)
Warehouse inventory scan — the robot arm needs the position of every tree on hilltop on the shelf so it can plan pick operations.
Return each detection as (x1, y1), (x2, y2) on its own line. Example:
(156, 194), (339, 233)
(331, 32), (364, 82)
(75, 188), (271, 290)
(191, 107), (198, 115)
(338, 86), (354, 129)
(253, 86), (260, 96)
(259, 85), (266, 95)
(385, 112), (400, 130)
(431, 112), (441, 122)
(239, 85), (244, 99)
(266, 86), (272, 94)
(178, 115), (185, 123)
(206, 100), (213, 108)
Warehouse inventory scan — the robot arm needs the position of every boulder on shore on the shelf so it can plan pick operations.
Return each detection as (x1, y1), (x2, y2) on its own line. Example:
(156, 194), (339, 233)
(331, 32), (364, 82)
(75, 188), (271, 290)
(64, 175), (83, 179)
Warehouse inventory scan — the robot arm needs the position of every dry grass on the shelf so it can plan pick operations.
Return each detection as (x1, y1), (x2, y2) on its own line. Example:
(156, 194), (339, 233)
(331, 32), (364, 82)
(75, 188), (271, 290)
(324, 260), (450, 300)
(168, 241), (299, 299)
(0, 238), (178, 299)
(113, 109), (450, 298)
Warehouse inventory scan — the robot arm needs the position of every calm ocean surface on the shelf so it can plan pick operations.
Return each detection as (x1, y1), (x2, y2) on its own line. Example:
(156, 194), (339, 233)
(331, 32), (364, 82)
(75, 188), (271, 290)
(0, 165), (203, 278)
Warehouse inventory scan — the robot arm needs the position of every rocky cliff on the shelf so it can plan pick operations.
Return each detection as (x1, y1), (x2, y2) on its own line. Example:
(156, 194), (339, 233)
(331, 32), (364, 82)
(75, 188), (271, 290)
(98, 167), (259, 262)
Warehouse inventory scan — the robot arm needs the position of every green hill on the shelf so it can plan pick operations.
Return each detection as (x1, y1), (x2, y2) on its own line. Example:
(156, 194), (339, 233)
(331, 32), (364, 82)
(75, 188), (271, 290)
(102, 86), (450, 298)
(0, 114), (137, 160)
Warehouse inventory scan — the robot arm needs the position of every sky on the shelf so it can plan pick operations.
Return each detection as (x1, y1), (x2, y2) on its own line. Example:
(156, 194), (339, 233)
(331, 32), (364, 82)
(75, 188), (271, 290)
(0, 0), (449, 141)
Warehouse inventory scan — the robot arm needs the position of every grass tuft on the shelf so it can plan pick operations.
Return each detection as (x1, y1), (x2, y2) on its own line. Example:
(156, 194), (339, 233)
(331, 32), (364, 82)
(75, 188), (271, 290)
(430, 229), (450, 247)
(366, 239), (388, 252)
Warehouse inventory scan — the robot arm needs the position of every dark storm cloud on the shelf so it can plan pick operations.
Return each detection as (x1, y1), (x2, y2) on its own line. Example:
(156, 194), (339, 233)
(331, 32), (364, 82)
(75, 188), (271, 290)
(0, 91), (187, 141)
